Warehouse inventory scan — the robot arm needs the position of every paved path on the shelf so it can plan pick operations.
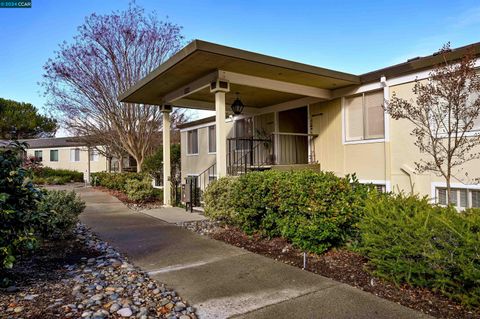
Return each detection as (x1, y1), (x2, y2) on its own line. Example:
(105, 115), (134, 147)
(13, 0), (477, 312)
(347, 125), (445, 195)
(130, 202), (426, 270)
(78, 188), (431, 319)
(141, 207), (207, 224)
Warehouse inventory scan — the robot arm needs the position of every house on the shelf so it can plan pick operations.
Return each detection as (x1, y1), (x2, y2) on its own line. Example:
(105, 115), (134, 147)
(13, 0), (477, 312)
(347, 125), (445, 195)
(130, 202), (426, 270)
(22, 136), (140, 175)
(22, 137), (109, 176)
(120, 40), (480, 209)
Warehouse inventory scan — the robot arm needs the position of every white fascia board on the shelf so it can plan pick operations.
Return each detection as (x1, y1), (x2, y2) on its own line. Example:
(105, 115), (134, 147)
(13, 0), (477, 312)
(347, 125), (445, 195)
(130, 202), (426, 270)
(219, 70), (332, 100)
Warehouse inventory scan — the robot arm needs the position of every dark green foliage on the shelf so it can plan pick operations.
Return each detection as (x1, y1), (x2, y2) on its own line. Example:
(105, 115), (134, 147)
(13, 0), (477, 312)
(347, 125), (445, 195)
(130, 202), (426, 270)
(91, 172), (161, 203)
(35, 167), (84, 182)
(124, 178), (159, 202)
(36, 190), (86, 239)
(0, 143), (42, 269)
(204, 170), (371, 253)
(0, 98), (57, 139)
(203, 176), (238, 222)
(91, 172), (145, 192)
(358, 193), (480, 306)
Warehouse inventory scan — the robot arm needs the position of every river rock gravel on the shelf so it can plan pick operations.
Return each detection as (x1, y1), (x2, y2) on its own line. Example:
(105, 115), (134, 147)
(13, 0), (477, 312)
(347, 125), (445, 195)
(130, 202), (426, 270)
(1, 223), (196, 319)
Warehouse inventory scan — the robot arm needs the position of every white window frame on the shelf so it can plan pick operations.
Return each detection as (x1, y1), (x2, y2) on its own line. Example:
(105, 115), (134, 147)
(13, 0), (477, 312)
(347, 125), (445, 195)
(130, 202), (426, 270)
(70, 148), (81, 162)
(50, 149), (59, 162)
(431, 182), (480, 210)
(342, 87), (389, 145)
(207, 125), (216, 154)
(359, 179), (391, 192)
(186, 129), (199, 156)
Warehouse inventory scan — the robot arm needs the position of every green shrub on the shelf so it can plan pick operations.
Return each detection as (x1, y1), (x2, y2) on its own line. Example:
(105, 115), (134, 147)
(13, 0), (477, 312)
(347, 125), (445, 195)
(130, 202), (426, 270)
(36, 190), (86, 239)
(124, 178), (157, 202)
(358, 193), (480, 306)
(91, 172), (144, 191)
(0, 143), (42, 269)
(35, 167), (83, 182)
(204, 176), (238, 222)
(32, 175), (70, 185)
(204, 170), (371, 253)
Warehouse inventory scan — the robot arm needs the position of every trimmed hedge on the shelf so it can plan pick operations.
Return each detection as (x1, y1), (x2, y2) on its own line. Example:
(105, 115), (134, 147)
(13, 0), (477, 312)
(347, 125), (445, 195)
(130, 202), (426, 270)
(91, 172), (144, 192)
(204, 170), (372, 253)
(35, 167), (84, 183)
(91, 172), (161, 203)
(125, 178), (160, 202)
(358, 193), (480, 306)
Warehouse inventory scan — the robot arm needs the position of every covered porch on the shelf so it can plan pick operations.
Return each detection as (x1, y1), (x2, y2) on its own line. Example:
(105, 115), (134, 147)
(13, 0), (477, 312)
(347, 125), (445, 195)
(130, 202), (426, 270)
(119, 40), (360, 205)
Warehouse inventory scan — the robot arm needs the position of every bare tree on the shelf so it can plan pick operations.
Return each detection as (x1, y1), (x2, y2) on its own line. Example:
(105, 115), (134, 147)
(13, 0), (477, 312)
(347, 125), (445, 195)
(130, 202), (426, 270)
(42, 2), (185, 171)
(386, 44), (480, 203)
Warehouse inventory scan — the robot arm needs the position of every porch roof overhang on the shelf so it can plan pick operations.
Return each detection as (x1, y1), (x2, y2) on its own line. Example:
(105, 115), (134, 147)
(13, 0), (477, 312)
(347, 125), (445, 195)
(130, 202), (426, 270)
(119, 40), (360, 110)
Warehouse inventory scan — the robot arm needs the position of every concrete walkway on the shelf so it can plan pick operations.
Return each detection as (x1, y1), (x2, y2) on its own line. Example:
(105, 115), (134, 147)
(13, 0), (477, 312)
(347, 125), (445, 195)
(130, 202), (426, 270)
(77, 188), (431, 319)
(141, 207), (208, 224)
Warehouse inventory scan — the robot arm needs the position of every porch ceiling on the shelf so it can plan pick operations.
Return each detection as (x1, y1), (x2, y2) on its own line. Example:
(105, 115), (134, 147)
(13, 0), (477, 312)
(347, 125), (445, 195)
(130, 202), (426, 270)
(119, 40), (360, 107)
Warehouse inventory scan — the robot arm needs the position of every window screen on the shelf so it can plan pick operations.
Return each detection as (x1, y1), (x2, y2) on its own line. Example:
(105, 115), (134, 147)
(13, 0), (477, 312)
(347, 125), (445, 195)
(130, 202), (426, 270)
(345, 90), (385, 141)
(50, 150), (58, 162)
(208, 126), (216, 153)
(70, 148), (80, 162)
(187, 130), (198, 155)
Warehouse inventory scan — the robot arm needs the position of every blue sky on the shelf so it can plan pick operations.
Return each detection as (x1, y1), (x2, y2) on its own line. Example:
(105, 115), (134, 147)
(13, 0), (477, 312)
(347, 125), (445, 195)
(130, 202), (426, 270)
(1, 0), (480, 132)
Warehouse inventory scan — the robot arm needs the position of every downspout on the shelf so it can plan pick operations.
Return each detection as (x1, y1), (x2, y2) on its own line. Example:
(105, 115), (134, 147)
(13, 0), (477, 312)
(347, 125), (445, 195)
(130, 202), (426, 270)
(400, 164), (416, 195)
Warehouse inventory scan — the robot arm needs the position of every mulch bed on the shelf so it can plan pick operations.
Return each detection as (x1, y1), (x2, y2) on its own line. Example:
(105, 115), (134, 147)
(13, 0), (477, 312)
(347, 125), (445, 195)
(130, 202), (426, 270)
(0, 238), (99, 319)
(93, 186), (163, 211)
(209, 225), (479, 319)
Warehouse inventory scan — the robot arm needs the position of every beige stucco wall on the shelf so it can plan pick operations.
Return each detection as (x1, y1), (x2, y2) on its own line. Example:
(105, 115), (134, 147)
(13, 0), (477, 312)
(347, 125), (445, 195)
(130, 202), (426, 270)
(309, 99), (387, 182)
(389, 81), (480, 198)
(180, 121), (234, 180)
(26, 146), (108, 174)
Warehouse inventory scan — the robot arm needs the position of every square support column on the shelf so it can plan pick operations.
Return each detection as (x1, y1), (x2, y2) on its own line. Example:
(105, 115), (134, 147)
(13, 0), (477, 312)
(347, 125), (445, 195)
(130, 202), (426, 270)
(215, 91), (227, 177)
(162, 107), (172, 206)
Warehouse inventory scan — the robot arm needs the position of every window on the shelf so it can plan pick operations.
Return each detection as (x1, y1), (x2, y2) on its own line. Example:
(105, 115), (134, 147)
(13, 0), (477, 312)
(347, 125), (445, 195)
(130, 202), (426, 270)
(50, 150), (58, 162)
(344, 90), (385, 142)
(187, 129), (198, 155)
(89, 149), (99, 161)
(361, 182), (386, 193)
(34, 150), (43, 161)
(70, 148), (80, 162)
(208, 125), (216, 153)
(437, 187), (480, 209)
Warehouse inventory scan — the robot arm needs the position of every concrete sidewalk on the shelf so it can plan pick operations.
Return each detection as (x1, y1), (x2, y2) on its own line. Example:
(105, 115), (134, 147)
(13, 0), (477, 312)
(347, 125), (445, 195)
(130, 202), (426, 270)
(141, 207), (208, 224)
(78, 188), (431, 319)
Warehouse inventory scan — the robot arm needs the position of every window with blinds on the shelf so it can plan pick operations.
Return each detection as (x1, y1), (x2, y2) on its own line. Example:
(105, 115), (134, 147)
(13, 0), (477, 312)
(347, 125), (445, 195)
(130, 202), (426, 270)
(208, 125), (216, 153)
(187, 129), (199, 155)
(437, 187), (479, 209)
(345, 90), (385, 142)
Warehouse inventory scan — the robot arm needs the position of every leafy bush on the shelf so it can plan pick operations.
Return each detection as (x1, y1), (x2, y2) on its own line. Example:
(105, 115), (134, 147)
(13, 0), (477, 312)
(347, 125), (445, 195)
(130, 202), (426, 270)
(204, 170), (371, 253)
(32, 175), (70, 185)
(124, 178), (158, 202)
(91, 172), (144, 191)
(36, 190), (85, 239)
(35, 167), (83, 183)
(358, 193), (480, 306)
(204, 176), (238, 222)
(0, 143), (42, 269)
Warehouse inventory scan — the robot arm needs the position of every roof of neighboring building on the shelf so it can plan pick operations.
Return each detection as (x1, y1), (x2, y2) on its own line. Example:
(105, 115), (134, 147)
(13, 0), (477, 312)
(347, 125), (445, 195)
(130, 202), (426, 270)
(20, 136), (86, 149)
(360, 42), (480, 82)
(177, 116), (217, 129)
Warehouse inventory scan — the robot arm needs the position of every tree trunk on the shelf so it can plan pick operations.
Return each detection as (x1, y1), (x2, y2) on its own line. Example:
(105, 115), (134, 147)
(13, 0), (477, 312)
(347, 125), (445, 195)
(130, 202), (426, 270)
(136, 157), (143, 173)
(118, 156), (124, 173)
